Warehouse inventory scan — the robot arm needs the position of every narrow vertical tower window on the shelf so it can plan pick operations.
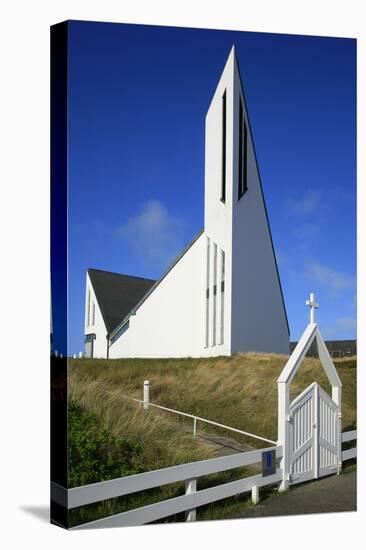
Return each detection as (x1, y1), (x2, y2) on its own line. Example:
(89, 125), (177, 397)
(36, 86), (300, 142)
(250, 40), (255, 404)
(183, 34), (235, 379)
(220, 249), (225, 344)
(212, 243), (217, 346)
(238, 98), (248, 199)
(87, 289), (91, 326)
(221, 90), (227, 202)
(205, 237), (210, 348)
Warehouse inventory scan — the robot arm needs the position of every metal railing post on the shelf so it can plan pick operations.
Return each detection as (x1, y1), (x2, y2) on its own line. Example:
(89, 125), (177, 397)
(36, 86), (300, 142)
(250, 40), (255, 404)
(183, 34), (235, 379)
(193, 417), (197, 437)
(143, 380), (150, 410)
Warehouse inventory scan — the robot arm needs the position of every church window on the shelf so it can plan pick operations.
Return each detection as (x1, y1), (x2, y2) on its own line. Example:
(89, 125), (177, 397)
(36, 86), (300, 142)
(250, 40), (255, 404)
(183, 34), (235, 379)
(220, 250), (225, 344)
(87, 289), (91, 326)
(91, 302), (95, 325)
(221, 90), (227, 203)
(212, 243), (217, 346)
(238, 98), (248, 199)
(205, 237), (210, 348)
(110, 320), (130, 345)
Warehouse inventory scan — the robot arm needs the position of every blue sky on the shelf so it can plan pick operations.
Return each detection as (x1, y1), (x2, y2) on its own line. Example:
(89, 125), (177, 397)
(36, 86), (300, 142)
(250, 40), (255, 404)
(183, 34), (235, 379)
(61, 21), (356, 355)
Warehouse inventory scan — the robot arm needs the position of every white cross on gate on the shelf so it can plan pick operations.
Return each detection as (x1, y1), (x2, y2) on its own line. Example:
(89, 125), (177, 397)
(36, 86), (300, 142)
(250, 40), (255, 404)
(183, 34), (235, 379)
(306, 292), (319, 324)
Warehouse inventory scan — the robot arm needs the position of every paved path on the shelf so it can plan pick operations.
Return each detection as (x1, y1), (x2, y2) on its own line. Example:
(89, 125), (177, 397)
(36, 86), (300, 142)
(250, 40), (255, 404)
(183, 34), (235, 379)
(236, 469), (356, 518)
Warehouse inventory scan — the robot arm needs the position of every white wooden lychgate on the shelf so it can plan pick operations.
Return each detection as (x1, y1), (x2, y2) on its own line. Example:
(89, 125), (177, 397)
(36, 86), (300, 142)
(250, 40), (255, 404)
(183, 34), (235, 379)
(277, 294), (342, 491)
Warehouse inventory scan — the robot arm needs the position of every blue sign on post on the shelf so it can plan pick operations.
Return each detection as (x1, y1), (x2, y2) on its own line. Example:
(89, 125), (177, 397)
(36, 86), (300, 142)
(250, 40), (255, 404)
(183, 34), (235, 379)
(262, 450), (276, 477)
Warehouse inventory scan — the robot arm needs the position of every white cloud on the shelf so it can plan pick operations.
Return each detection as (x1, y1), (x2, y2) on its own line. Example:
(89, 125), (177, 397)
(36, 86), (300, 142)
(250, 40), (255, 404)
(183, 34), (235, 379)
(336, 317), (356, 332)
(115, 200), (184, 271)
(305, 260), (355, 293)
(287, 189), (322, 216)
(294, 223), (319, 252)
(294, 223), (319, 240)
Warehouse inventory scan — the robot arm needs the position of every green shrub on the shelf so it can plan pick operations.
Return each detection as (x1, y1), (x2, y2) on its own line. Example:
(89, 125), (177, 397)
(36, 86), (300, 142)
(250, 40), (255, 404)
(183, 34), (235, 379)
(68, 401), (144, 487)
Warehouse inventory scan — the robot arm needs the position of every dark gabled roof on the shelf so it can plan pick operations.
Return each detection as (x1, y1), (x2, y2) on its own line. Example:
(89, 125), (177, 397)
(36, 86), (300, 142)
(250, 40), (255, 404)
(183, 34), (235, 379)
(88, 268), (156, 334)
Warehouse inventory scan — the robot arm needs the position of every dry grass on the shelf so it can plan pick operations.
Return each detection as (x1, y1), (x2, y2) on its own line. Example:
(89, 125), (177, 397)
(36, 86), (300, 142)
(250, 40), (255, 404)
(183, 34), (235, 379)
(68, 353), (356, 525)
(69, 353), (356, 461)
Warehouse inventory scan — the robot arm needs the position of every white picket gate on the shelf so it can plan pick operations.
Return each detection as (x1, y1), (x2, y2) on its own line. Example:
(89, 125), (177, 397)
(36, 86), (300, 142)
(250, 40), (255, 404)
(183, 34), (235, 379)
(317, 384), (340, 478)
(289, 381), (340, 485)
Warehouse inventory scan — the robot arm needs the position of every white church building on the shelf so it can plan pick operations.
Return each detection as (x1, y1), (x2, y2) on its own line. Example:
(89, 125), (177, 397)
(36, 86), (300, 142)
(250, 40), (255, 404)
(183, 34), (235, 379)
(84, 47), (290, 359)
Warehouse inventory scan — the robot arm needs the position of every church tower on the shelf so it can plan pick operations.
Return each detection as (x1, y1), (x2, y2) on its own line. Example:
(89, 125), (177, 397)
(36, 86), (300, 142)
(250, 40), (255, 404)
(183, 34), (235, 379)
(87, 46), (289, 359)
(204, 46), (289, 354)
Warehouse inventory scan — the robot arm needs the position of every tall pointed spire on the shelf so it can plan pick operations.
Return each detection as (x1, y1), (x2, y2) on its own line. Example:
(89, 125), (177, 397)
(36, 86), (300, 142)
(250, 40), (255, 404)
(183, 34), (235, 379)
(203, 46), (289, 354)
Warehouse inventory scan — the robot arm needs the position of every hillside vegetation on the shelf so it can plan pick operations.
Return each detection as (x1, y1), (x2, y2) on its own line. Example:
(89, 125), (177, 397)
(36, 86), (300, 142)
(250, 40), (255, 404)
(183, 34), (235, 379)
(68, 353), (356, 525)
(69, 353), (356, 451)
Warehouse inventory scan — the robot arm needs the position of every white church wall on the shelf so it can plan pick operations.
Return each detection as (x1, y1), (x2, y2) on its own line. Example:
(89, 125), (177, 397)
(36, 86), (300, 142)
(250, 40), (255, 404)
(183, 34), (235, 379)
(109, 233), (232, 358)
(230, 57), (289, 355)
(84, 272), (108, 358)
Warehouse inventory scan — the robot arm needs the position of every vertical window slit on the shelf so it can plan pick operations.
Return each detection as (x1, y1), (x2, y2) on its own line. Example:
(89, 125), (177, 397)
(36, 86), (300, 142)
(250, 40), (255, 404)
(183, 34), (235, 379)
(87, 289), (91, 326)
(212, 243), (217, 346)
(238, 98), (248, 199)
(221, 90), (226, 202)
(244, 120), (248, 193)
(205, 237), (210, 348)
(220, 250), (225, 344)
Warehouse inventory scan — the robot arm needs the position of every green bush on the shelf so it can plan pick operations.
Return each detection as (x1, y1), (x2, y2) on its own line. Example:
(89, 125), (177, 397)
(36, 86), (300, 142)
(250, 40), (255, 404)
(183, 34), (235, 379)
(68, 401), (144, 487)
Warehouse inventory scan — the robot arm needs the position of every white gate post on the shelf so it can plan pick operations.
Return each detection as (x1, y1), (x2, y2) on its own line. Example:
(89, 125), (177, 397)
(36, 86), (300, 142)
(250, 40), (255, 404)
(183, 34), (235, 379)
(332, 385), (342, 474)
(314, 383), (319, 478)
(278, 381), (290, 491)
(143, 380), (150, 410)
(185, 478), (197, 521)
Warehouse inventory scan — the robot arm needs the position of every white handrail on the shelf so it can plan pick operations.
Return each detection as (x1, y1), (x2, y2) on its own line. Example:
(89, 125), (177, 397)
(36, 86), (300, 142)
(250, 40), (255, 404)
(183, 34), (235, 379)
(121, 393), (276, 445)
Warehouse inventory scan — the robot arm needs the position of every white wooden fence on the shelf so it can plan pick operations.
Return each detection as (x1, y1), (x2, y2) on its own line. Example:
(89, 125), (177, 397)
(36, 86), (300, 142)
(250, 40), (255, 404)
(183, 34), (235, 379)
(51, 428), (356, 529)
(341, 429), (357, 462)
(51, 445), (283, 529)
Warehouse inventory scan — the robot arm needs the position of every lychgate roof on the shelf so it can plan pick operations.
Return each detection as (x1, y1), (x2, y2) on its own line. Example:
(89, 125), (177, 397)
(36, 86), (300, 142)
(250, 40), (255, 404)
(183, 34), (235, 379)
(88, 268), (156, 334)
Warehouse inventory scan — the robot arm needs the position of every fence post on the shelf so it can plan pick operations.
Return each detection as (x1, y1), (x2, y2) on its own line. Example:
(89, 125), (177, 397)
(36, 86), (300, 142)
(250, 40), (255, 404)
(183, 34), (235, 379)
(251, 485), (260, 505)
(185, 478), (197, 521)
(143, 380), (150, 410)
(278, 381), (290, 491)
(193, 417), (197, 437)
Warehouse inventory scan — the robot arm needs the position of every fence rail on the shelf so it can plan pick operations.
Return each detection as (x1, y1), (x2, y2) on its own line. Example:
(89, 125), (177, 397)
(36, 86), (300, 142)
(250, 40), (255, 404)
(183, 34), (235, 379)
(341, 429), (357, 461)
(73, 471), (282, 529)
(51, 445), (283, 528)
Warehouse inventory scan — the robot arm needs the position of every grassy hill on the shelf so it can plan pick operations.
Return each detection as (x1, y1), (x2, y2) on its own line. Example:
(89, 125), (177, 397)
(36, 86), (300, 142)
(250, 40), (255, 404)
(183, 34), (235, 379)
(68, 353), (356, 525)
